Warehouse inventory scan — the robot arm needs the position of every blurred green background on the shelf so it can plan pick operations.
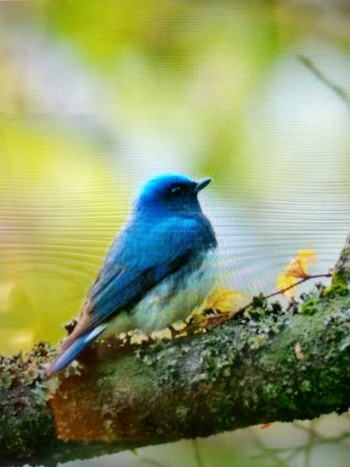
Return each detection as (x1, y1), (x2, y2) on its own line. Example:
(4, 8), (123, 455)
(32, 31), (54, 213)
(0, 1), (349, 466)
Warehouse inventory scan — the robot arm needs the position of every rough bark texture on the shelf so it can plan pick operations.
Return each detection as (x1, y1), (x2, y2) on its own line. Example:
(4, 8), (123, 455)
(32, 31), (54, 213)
(0, 234), (350, 466)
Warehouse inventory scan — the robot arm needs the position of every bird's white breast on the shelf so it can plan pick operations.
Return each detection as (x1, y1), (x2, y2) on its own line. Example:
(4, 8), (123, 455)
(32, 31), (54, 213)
(133, 249), (217, 331)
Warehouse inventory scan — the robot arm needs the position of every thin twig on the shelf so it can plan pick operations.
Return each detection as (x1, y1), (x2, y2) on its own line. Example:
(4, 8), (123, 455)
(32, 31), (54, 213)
(299, 55), (350, 108)
(232, 272), (332, 319)
(265, 273), (332, 300)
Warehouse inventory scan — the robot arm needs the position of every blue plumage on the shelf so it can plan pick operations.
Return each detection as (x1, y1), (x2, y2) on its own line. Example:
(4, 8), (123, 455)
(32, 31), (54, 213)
(47, 173), (217, 376)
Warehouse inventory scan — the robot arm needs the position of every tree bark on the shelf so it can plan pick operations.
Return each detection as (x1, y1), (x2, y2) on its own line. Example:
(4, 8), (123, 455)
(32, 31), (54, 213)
(1, 234), (350, 466)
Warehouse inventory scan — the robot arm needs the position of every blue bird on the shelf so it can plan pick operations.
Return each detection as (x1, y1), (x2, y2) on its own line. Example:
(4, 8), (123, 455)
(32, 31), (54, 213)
(46, 173), (217, 376)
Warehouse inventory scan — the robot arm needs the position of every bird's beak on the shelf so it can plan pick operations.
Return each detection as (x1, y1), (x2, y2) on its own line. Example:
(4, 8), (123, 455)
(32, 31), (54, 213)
(195, 177), (212, 193)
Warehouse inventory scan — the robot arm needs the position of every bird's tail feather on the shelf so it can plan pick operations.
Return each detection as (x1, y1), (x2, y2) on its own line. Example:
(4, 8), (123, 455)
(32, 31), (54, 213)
(46, 324), (106, 377)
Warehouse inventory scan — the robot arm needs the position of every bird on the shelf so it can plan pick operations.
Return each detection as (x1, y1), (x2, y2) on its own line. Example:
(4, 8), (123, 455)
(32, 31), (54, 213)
(46, 173), (217, 376)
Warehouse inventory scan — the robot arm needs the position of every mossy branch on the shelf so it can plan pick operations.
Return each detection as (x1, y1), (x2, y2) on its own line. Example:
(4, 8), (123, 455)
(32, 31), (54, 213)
(1, 234), (350, 466)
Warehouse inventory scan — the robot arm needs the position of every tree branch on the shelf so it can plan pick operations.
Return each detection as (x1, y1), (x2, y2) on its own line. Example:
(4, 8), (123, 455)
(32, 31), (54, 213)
(1, 234), (350, 466)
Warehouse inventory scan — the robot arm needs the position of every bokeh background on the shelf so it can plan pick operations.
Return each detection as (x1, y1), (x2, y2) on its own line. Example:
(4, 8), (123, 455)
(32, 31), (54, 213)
(0, 1), (349, 466)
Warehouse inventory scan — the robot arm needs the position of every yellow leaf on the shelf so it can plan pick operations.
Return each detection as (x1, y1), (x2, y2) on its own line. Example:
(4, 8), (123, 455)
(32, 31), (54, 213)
(277, 249), (318, 295)
(205, 289), (245, 313)
(276, 272), (297, 296)
(286, 249), (317, 278)
(286, 257), (309, 278)
(276, 249), (317, 296)
(298, 249), (317, 262)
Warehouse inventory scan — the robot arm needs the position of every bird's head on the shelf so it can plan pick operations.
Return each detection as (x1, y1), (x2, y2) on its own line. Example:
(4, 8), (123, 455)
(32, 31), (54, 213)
(134, 173), (212, 217)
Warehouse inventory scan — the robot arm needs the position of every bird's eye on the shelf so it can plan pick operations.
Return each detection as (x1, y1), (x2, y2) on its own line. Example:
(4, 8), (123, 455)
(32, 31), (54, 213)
(170, 186), (183, 195)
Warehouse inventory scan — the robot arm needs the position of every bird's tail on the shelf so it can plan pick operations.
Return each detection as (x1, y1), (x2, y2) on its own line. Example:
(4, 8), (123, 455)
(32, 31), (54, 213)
(46, 324), (106, 377)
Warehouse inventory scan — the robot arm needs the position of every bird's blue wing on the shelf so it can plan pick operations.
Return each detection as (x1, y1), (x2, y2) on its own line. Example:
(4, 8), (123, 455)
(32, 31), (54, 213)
(80, 261), (181, 333)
